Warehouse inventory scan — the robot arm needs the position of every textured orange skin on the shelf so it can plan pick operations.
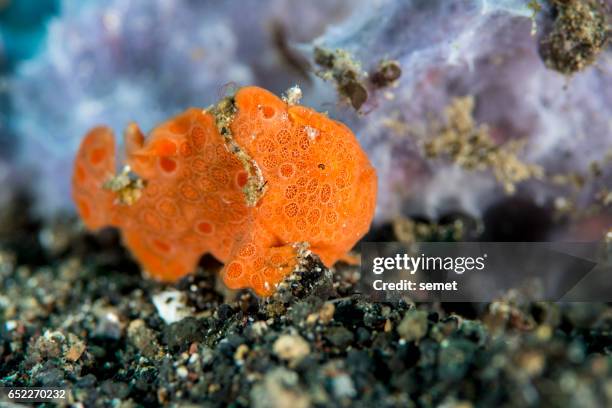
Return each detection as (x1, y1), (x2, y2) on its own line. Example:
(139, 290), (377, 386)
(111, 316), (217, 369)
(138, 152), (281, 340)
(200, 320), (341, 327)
(72, 86), (377, 296)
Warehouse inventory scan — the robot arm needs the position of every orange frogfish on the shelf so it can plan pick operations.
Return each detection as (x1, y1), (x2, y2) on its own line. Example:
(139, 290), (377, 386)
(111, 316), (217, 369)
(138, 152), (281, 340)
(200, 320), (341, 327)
(72, 86), (377, 295)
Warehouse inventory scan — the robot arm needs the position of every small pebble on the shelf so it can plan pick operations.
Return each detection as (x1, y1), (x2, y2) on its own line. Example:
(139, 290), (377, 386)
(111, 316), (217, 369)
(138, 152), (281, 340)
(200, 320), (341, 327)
(397, 309), (428, 342)
(273, 334), (311, 365)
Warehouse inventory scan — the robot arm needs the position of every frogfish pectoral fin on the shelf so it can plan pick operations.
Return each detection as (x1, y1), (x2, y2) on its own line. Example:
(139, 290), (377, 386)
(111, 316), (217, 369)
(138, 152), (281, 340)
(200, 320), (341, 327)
(222, 242), (300, 296)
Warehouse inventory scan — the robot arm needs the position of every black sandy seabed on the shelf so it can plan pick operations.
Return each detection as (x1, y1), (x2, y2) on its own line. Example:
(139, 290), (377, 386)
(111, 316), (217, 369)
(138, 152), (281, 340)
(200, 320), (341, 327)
(0, 198), (611, 408)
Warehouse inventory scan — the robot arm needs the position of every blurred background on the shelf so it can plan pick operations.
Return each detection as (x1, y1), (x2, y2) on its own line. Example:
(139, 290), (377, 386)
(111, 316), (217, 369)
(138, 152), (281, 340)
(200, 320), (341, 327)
(0, 0), (610, 242)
